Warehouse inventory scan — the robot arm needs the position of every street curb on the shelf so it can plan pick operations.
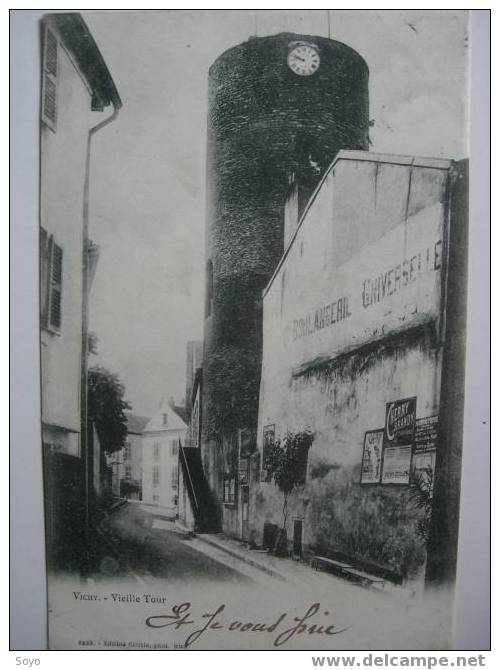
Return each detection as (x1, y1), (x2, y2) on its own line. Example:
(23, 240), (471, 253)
(174, 521), (195, 536)
(196, 534), (289, 582)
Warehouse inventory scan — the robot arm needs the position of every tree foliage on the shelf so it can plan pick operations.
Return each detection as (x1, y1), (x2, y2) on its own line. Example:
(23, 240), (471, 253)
(265, 429), (314, 554)
(409, 466), (434, 542)
(88, 366), (130, 455)
(266, 429), (314, 495)
(204, 346), (259, 442)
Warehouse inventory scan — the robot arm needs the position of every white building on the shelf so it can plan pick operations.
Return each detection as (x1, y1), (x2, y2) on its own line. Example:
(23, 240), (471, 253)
(251, 150), (467, 585)
(38, 13), (121, 567)
(40, 13), (121, 458)
(142, 401), (187, 514)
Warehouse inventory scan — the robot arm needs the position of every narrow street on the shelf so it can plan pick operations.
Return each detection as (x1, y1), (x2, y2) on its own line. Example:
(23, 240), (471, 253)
(95, 501), (255, 586)
(48, 502), (451, 650)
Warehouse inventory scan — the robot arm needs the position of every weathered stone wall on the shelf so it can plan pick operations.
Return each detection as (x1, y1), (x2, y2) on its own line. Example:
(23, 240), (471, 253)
(252, 151), (454, 578)
(202, 34), (369, 534)
(252, 328), (440, 577)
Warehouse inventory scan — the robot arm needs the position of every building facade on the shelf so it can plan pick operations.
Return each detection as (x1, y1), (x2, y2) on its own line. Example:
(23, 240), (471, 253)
(109, 414), (149, 499)
(201, 33), (370, 537)
(249, 150), (467, 584)
(40, 13), (121, 458)
(39, 12), (121, 567)
(142, 401), (187, 514)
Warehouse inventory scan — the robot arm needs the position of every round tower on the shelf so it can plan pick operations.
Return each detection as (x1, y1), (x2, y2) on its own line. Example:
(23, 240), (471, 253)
(201, 33), (369, 524)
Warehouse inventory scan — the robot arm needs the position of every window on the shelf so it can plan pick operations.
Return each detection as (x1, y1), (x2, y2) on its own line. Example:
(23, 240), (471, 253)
(41, 27), (58, 130)
(40, 228), (63, 332)
(223, 475), (236, 505)
(49, 243), (63, 329)
(153, 442), (160, 461)
(163, 413), (168, 426)
(124, 441), (131, 460)
(124, 465), (132, 480)
(261, 425), (275, 482)
(171, 440), (178, 456)
(171, 466), (178, 489)
(152, 465), (160, 487)
(40, 228), (49, 326)
(172, 495), (178, 506)
(152, 494), (159, 504)
(205, 259), (214, 317)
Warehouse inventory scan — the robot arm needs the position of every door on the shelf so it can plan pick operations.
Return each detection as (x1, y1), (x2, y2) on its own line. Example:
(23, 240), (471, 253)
(293, 519), (303, 558)
(241, 485), (249, 541)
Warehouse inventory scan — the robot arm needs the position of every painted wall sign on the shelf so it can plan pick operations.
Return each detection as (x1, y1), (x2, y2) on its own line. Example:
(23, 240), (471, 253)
(361, 241), (442, 309)
(293, 296), (352, 340)
(360, 429), (384, 484)
(382, 397), (417, 485)
(267, 190), (447, 371)
(291, 238), (442, 343)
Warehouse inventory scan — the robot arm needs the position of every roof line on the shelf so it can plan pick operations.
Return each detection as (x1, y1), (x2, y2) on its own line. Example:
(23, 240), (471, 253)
(262, 150), (454, 298)
(45, 12), (122, 109)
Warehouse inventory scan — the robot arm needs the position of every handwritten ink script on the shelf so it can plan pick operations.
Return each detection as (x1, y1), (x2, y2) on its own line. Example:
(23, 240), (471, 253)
(145, 601), (346, 648)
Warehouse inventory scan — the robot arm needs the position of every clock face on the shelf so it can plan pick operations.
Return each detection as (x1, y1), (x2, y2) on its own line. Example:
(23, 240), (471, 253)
(287, 43), (320, 76)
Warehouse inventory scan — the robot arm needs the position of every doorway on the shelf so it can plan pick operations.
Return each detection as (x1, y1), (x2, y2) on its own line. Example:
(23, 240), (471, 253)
(293, 518), (303, 559)
(240, 485), (249, 541)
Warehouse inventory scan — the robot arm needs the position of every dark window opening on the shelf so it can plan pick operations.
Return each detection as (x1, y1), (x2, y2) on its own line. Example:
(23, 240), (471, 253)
(223, 474), (236, 504)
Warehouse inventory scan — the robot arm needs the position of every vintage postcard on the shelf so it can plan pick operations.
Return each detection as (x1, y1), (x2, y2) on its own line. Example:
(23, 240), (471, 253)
(37, 9), (474, 650)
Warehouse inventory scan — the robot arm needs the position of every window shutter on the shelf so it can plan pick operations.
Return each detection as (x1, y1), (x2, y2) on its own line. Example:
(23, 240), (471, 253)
(41, 27), (58, 129)
(49, 243), (63, 330)
(45, 29), (58, 76)
(43, 76), (57, 125)
(39, 228), (50, 328)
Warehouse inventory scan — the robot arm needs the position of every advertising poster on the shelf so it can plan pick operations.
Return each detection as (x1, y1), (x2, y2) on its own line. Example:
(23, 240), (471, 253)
(412, 415), (439, 483)
(381, 397), (417, 485)
(360, 430), (383, 484)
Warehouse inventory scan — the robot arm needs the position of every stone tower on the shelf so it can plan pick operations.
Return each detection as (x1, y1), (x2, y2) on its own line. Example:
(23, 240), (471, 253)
(201, 33), (369, 533)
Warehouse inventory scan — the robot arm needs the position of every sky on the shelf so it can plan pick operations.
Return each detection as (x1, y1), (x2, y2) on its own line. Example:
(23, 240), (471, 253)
(81, 10), (469, 418)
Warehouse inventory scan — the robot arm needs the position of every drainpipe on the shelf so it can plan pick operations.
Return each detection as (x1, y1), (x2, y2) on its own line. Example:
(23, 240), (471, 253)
(81, 102), (120, 576)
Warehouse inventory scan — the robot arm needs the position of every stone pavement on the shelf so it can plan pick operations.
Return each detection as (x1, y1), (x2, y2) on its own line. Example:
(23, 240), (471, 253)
(197, 533), (297, 582)
(148, 515), (417, 599)
(195, 532), (409, 597)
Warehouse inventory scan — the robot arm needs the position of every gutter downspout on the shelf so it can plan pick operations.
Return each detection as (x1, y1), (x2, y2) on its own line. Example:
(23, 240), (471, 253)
(81, 103), (120, 576)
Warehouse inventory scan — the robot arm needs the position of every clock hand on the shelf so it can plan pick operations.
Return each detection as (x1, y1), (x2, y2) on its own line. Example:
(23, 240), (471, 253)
(294, 55), (306, 62)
